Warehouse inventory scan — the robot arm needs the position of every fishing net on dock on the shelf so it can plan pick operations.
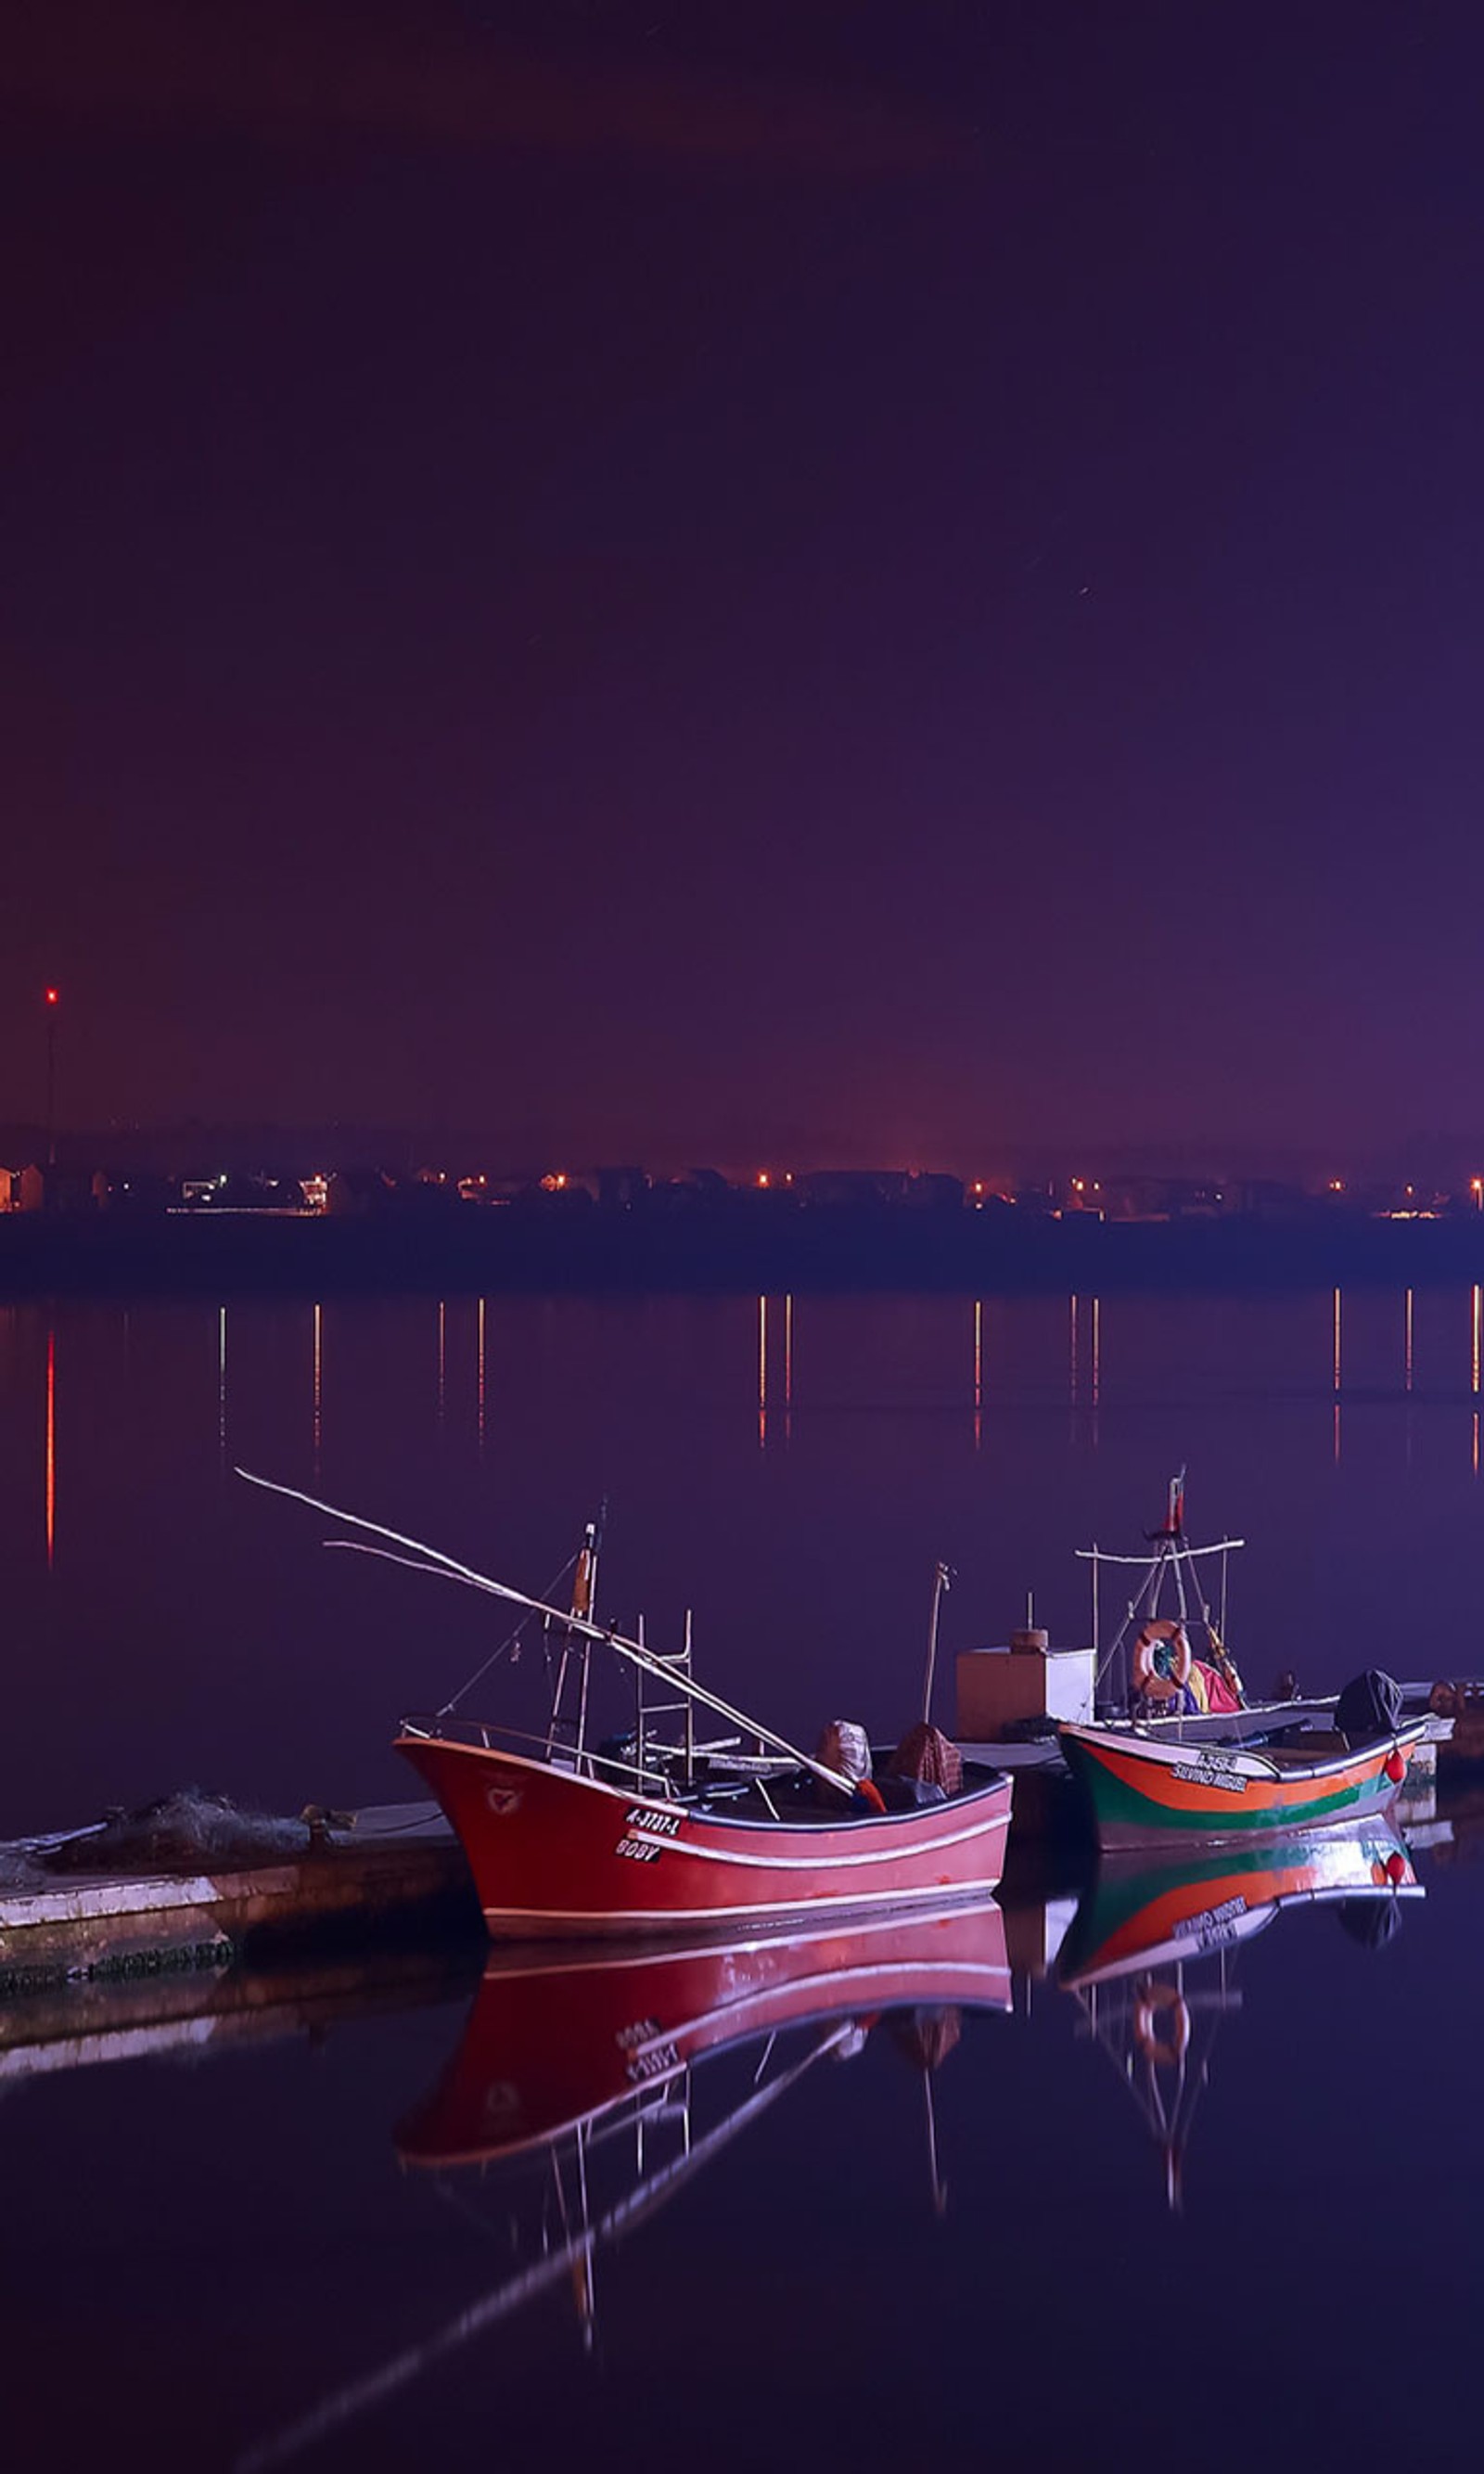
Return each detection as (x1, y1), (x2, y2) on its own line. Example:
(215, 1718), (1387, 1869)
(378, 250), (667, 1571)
(32, 1789), (310, 1876)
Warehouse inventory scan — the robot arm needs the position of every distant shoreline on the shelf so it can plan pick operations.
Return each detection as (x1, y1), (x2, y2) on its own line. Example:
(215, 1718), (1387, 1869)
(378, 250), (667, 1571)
(5, 1206), (1484, 1300)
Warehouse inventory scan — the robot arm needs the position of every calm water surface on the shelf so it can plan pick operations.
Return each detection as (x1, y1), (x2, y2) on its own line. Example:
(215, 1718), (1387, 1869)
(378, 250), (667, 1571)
(2, 1288), (1482, 2471)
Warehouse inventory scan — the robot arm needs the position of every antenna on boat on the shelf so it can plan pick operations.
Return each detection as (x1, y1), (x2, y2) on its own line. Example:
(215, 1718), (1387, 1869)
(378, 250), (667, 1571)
(922, 1560), (953, 1724)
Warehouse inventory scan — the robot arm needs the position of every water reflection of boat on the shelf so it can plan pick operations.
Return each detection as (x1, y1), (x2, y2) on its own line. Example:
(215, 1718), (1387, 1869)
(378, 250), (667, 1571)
(237, 1904), (1008, 2471)
(1059, 1822), (1421, 1986)
(399, 1900), (1011, 2166)
(1057, 1824), (1422, 2208)
(244, 1474), (1014, 1937)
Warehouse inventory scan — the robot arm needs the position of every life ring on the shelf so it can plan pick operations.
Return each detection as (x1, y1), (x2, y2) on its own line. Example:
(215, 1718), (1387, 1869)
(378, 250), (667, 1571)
(1132, 1619), (1193, 1699)
(1134, 1979), (1191, 2068)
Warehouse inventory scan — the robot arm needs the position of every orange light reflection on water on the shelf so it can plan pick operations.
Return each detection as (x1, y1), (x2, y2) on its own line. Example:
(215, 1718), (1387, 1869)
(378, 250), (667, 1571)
(477, 1297), (487, 1452)
(784, 1293), (793, 1442)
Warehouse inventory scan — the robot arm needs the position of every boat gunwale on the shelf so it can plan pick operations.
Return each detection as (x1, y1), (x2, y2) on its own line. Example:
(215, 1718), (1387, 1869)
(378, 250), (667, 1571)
(1058, 1716), (1427, 1788)
(396, 1723), (1013, 1838)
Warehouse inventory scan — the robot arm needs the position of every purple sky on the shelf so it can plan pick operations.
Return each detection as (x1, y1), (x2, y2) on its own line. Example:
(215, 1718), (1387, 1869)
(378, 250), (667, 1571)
(4, 1), (1483, 1165)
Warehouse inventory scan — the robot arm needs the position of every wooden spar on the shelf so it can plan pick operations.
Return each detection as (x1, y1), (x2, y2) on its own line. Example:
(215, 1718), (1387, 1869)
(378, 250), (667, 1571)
(1074, 1539), (1245, 1564)
(237, 1468), (856, 1799)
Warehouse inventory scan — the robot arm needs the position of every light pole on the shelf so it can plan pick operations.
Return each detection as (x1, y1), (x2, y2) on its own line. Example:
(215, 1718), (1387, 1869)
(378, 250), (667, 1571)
(44, 986), (58, 1167)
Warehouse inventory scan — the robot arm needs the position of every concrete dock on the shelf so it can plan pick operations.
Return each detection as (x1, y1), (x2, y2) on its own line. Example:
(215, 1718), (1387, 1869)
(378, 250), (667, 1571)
(0, 1802), (479, 1996)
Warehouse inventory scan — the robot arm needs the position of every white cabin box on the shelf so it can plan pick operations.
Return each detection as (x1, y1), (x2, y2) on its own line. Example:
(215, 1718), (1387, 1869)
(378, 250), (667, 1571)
(955, 1630), (1096, 1737)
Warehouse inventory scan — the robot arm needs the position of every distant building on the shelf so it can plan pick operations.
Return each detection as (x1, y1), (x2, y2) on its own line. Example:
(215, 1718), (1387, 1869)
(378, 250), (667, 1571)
(326, 1168), (399, 1217)
(902, 1173), (965, 1211)
(797, 1170), (908, 1208)
(96, 1171), (173, 1213)
(597, 1166), (649, 1209)
(18, 1164), (100, 1214)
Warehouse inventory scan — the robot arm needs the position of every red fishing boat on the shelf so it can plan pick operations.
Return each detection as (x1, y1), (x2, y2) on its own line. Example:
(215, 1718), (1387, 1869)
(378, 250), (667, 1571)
(242, 1475), (1014, 1940)
(395, 1727), (1012, 1939)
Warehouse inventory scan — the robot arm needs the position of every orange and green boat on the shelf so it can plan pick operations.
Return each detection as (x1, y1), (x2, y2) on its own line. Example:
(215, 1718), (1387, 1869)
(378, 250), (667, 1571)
(1058, 1714), (1426, 1848)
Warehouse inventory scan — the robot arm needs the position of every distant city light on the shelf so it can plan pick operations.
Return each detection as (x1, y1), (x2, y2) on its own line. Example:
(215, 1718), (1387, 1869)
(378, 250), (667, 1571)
(45, 986), (58, 1006)
(1328, 1179), (1344, 1193)
(757, 1173), (771, 1188)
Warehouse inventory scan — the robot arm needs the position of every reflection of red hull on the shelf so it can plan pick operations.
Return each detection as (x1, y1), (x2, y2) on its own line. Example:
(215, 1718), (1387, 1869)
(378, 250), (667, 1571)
(397, 1901), (1010, 2166)
(395, 1734), (1013, 1941)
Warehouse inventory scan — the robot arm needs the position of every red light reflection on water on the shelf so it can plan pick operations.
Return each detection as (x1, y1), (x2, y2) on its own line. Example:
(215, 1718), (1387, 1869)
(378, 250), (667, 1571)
(45, 1327), (56, 1568)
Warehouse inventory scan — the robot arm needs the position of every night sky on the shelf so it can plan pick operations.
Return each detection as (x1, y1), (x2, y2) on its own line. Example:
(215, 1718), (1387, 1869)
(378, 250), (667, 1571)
(5, 1), (1484, 1165)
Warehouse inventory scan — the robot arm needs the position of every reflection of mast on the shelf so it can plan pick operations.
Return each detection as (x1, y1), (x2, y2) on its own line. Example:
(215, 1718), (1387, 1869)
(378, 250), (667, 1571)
(1068, 1956), (1239, 2213)
(236, 2022), (854, 2474)
(889, 2008), (961, 2217)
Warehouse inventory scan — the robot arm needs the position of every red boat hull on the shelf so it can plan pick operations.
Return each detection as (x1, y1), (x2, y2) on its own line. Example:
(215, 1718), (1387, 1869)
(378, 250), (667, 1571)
(395, 1732), (1013, 1940)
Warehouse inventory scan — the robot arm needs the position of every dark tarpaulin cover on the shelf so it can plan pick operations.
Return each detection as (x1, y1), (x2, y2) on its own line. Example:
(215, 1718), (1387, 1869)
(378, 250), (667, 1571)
(1334, 1669), (1404, 1742)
